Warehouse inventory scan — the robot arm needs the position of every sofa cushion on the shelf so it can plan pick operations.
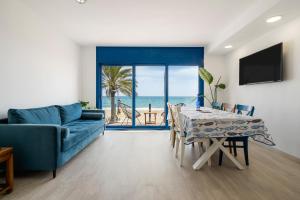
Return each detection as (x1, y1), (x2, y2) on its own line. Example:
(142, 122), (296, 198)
(56, 103), (82, 125)
(8, 106), (61, 125)
(61, 120), (104, 151)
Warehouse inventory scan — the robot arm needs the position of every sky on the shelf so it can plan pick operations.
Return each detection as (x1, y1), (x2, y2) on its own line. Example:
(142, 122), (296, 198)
(103, 66), (199, 97)
(136, 66), (198, 96)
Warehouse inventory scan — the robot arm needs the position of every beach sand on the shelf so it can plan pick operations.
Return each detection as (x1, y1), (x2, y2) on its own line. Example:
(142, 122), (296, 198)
(104, 107), (165, 126)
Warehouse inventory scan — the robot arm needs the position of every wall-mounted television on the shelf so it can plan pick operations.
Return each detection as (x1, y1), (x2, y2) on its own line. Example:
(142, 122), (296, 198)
(239, 43), (283, 85)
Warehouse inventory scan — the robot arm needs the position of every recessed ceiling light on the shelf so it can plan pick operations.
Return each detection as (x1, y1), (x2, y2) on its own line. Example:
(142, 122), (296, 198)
(224, 45), (233, 49)
(266, 16), (282, 23)
(76, 0), (87, 4)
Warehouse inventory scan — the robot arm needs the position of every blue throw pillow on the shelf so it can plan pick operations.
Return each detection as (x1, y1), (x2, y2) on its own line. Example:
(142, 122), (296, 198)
(8, 106), (61, 125)
(56, 103), (82, 124)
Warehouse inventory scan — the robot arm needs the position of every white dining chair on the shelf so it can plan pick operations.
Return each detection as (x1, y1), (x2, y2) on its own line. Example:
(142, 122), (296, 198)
(167, 103), (176, 148)
(170, 104), (211, 167)
(167, 103), (188, 148)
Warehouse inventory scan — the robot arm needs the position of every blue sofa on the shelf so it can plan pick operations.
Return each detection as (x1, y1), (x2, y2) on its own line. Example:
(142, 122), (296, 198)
(0, 103), (105, 178)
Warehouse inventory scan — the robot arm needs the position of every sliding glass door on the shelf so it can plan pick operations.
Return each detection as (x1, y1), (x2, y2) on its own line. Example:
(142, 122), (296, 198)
(168, 66), (199, 107)
(99, 65), (202, 129)
(135, 66), (166, 127)
(102, 65), (133, 127)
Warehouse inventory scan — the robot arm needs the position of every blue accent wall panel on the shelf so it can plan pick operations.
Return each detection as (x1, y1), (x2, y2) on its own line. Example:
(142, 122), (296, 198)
(96, 47), (204, 66)
(96, 46), (205, 129)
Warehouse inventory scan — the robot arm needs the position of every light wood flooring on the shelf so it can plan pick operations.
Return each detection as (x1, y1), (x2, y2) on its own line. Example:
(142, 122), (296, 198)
(2, 131), (300, 200)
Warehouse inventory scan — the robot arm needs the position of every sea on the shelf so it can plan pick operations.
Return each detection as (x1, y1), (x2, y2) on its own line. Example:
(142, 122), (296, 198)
(102, 96), (196, 108)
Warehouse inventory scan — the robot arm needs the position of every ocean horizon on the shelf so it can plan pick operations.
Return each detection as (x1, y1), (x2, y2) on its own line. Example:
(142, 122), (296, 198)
(102, 96), (196, 108)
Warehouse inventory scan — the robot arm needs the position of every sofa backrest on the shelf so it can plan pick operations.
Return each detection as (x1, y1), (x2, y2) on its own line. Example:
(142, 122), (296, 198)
(8, 106), (61, 125)
(56, 103), (82, 125)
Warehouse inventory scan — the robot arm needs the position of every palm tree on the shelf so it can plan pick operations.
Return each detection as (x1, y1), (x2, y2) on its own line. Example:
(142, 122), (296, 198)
(102, 66), (133, 123)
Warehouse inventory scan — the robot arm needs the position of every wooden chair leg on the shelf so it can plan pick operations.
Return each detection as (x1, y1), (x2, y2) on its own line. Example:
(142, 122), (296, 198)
(171, 131), (176, 148)
(228, 141), (232, 153)
(180, 137), (185, 167)
(6, 154), (14, 193)
(233, 141), (237, 157)
(175, 136), (180, 158)
(218, 150), (223, 166)
(243, 138), (249, 166)
(197, 142), (202, 155)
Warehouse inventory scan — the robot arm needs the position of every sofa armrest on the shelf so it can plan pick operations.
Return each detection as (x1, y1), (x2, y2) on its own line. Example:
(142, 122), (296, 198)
(81, 109), (105, 120)
(82, 109), (105, 113)
(0, 124), (62, 170)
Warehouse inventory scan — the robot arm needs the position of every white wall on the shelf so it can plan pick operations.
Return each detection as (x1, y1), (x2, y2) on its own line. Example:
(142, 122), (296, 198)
(204, 54), (227, 106)
(0, 0), (80, 118)
(80, 46), (97, 107)
(80, 46), (226, 107)
(225, 17), (300, 158)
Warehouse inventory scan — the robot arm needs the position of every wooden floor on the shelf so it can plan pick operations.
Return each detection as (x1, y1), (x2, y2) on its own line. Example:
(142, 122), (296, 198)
(2, 131), (300, 200)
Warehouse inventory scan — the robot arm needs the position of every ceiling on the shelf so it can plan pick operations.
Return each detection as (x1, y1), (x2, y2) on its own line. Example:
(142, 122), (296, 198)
(22, 0), (300, 54)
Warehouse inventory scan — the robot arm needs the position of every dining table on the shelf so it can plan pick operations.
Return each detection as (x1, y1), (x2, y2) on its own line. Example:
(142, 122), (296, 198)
(180, 106), (275, 170)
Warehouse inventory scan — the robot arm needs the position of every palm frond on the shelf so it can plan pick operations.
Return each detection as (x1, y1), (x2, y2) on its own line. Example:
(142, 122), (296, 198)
(102, 66), (133, 97)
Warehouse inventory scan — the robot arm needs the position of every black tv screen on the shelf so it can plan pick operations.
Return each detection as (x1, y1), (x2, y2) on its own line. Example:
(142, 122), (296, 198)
(239, 43), (283, 85)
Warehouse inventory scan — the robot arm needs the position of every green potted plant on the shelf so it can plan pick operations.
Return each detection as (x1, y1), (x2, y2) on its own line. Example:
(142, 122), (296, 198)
(199, 68), (226, 108)
(80, 101), (90, 109)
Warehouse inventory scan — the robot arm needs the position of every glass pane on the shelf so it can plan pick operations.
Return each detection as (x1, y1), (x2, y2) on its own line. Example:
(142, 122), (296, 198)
(102, 66), (133, 126)
(136, 66), (165, 126)
(169, 66), (198, 107)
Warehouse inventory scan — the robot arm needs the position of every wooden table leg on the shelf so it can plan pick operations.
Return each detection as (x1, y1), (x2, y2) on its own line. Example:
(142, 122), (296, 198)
(5, 154), (14, 193)
(205, 139), (212, 167)
(193, 138), (244, 170)
(193, 138), (225, 170)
